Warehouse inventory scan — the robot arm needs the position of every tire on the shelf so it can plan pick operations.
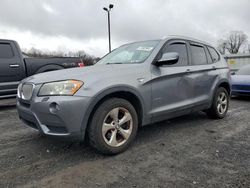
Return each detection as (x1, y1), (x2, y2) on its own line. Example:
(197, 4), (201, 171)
(88, 98), (138, 155)
(206, 87), (229, 119)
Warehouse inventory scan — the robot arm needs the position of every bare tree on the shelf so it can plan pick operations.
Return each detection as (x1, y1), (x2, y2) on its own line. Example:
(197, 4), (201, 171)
(218, 31), (248, 54)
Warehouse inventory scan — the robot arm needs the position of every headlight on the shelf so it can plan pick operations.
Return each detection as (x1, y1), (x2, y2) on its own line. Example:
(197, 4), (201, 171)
(17, 83), (22, 98)
(38, 80), (83, 96)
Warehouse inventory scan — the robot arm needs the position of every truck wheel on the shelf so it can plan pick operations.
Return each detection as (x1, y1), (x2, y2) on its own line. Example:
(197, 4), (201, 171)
(88, 98), (138, 155)
(206, 87), (229, 119)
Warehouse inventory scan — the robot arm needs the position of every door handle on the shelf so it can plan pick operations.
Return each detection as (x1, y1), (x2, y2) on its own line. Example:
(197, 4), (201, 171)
(186, 69), (191, 73)
(9, 64), (20, 68)
(212, 66), (216, 70)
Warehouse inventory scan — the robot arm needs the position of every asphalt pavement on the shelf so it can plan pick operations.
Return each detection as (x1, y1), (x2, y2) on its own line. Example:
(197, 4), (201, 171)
(0, 98), (249, 188)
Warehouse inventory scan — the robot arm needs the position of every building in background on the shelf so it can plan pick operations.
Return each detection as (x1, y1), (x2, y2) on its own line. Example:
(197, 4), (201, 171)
(224, 53), (250, 72)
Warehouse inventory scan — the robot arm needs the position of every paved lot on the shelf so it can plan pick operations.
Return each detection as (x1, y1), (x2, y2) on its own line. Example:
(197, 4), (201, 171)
(0, 98), (250, 188)
(0, 98), (16, 107)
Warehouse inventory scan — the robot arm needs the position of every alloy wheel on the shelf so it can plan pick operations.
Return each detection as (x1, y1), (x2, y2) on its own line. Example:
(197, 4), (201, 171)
(216, 91), (228, 115)
(102, 107), (133, 147)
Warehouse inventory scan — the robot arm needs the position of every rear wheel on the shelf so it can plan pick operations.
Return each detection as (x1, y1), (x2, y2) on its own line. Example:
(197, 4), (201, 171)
(206, 87), (229, 119)
(88, 98), (138, 154)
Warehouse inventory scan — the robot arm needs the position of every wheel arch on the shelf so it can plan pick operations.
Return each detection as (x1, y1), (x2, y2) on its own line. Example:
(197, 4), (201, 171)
(35, 64), (64, 74)
(208, 79), (231, 108)
(81, 86), (145, 140)
(217, 81), (231, 95)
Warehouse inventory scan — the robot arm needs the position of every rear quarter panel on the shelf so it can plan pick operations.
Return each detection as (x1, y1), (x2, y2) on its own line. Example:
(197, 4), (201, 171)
(208, 58), (231, 106)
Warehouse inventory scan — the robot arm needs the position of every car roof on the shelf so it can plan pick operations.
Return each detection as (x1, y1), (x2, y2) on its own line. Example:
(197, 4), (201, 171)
(164, 35), (212, 46)
(125, 36), (213, 47)
(0, 39), (16, 43)
(120, 36), (213, 49)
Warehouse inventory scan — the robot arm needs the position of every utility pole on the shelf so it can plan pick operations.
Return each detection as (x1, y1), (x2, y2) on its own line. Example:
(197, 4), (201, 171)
(103, 4), (114, 53)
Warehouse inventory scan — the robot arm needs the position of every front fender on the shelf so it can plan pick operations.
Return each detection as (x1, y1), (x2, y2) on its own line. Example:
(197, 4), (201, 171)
(79, 85), (147, 140)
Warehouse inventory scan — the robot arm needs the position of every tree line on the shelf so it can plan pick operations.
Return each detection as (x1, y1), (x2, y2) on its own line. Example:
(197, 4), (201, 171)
(22, 47), (100, 66)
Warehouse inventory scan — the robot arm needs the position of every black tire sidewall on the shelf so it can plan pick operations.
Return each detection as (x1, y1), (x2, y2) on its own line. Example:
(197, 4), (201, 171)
(89, 98), (138, 154)
(213, 87), (229, 118)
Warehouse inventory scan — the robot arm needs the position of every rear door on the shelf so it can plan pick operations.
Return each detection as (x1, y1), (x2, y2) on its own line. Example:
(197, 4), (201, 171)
(0, 41), (26, 97)
(186, 42), (219, 109)
(151, 40), (194, 121)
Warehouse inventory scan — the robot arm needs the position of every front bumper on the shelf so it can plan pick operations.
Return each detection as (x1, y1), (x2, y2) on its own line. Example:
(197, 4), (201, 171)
(17, 95), (92, 140)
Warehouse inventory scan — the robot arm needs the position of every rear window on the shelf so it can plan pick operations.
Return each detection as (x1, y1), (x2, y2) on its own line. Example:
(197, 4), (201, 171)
(0, 43), (14, 58)
(190, 45), (207, 65)
(206, 48), (213, 64)
(208, 46), (220, 62)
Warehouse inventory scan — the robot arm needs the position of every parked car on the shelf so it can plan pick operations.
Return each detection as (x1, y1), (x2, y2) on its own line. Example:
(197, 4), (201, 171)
(231, 65), (250, 96)
(17, 36), (231, 154)
(0, 39), (85, 99)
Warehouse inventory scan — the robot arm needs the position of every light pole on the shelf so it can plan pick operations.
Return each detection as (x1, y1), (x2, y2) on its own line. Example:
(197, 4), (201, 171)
(103, 4), (114, 53)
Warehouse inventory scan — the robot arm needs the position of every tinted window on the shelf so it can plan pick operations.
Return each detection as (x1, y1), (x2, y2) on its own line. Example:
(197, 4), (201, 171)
(163, 43), (188, 66)
(208, 46), (220, 62)
(190, 45), (207, 65)
(205, 48), (213, 64)
(0, 43), (14, 58)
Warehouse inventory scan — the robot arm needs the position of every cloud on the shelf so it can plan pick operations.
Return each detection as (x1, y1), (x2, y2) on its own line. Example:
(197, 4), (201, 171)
(42, 3), (58, 15)
(0, 0), (249, 56)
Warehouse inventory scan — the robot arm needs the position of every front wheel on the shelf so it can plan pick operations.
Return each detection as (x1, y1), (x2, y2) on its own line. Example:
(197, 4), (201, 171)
(88, 98), (138, 155)
(206, 87), (229, 119)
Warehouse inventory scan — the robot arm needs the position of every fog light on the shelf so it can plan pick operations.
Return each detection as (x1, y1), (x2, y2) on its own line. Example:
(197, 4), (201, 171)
(49, 102), (60, 114)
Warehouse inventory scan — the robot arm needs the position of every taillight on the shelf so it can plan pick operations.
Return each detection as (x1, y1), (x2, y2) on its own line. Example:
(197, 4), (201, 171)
(78, 63), (85, 67)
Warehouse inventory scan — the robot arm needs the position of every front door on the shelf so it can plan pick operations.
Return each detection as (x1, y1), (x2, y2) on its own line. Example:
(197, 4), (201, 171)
(151, 40), (193, 122)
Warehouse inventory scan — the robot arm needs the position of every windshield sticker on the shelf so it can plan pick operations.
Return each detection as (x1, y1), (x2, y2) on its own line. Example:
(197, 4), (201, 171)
(136, 47), (154, 51)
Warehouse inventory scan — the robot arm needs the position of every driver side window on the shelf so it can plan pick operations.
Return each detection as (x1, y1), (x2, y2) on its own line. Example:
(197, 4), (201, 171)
(162, 42), (188, 66)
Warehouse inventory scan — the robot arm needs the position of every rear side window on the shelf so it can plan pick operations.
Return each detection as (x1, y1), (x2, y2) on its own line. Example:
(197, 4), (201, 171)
(190, 45), (207, 65)
(208, 46), (220, 62)
(163, 43), (188, 66)
(205, 48), (213, 64)
(0, 43), (14, 58)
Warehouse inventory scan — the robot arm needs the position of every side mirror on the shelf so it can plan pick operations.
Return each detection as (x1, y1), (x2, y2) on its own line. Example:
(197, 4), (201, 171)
(154, 52), (179, 66)
(231, 71), (236, 75)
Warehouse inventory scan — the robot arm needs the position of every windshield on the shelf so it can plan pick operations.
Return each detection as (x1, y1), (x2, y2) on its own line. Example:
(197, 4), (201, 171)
(97, 40), (160, 65)
(237, 66), (250, 75)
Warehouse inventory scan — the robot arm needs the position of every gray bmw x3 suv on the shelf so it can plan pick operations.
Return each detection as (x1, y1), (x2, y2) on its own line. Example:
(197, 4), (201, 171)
(17, 36), (231, 154)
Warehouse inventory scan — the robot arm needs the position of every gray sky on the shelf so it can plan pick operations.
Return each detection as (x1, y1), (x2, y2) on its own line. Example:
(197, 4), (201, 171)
(0, 0), (249, 57)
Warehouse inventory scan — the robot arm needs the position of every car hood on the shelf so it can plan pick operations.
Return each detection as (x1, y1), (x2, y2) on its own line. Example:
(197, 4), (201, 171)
(23, 64), (144, 85)
(231, 75), (250, 85)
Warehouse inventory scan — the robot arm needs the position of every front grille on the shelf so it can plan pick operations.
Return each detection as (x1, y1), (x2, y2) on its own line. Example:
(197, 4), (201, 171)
(232, 84), (250, 91)
(19, 83), (34, 100)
